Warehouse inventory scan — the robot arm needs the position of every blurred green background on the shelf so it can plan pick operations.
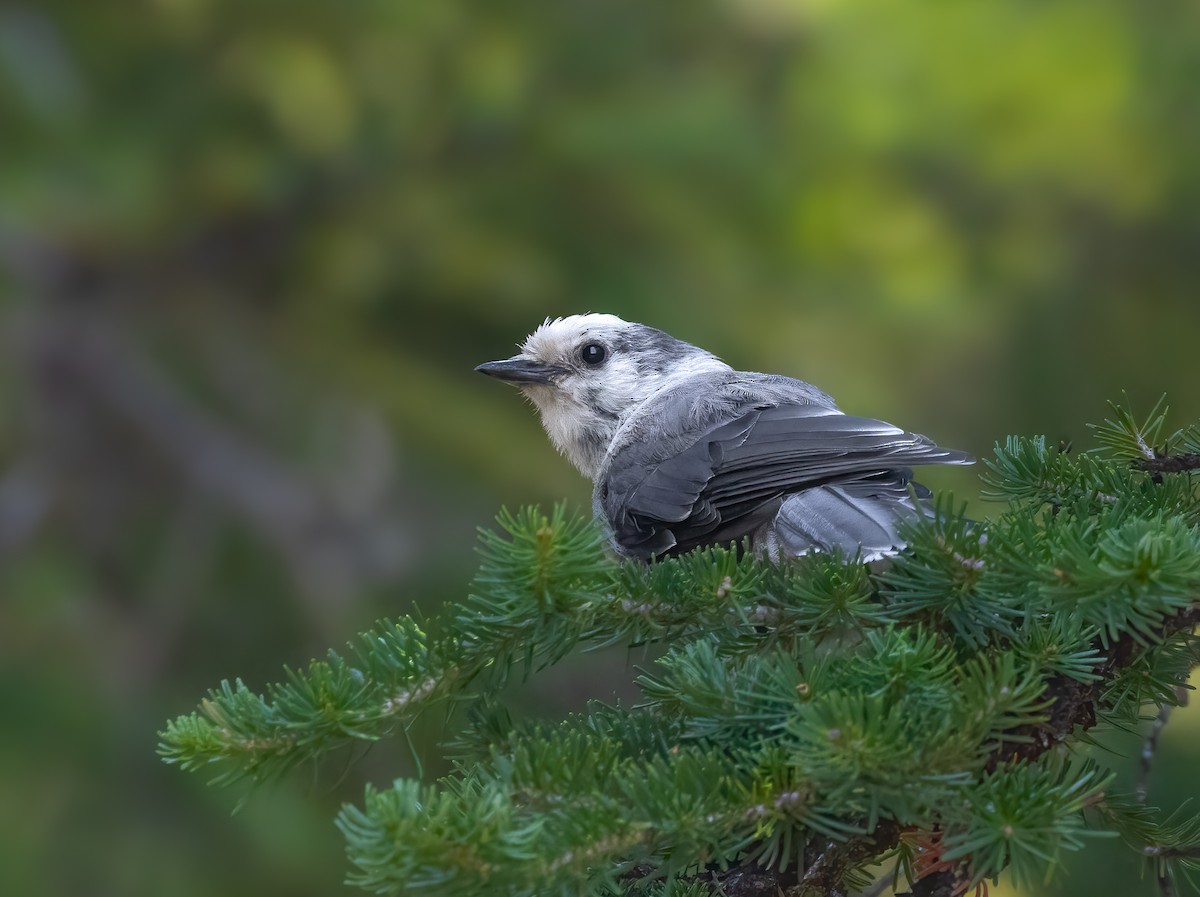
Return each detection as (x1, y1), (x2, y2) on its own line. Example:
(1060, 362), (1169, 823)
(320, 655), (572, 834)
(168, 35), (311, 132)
(2, 0), (1199, 894)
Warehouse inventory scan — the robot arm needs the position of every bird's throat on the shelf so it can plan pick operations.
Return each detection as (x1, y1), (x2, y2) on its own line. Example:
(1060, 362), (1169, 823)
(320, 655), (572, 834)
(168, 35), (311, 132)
(526, 390), (618, 480)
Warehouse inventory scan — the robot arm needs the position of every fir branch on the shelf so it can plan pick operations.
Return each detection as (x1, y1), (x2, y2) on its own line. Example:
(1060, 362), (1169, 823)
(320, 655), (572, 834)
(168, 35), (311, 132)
(992, 605), (1199, 768)
(1088, 395), (1200, 475)
(981, 434), (1077, 507)
(878, 499), (1017, 648)
(1183, 425), (1200, 456)
(160, 402), (1200, 896)
(1145, 846), (1200, 860)
(663, 603), (1200, 897)
(941, 760), (1114, 890)
(798, 821), (902, 897)
(1089, 394), (1172, 462)
(1135, 454), (1200, 475)
(1138, 696), (1182, 804)
(1093, 795), (1200, 892)
(158, 616), (451, 785)
(160, 505), (615, 784)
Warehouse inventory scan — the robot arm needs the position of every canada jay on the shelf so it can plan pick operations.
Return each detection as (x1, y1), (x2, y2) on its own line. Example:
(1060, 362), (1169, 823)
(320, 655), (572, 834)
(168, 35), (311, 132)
(476, 314), (972, 562)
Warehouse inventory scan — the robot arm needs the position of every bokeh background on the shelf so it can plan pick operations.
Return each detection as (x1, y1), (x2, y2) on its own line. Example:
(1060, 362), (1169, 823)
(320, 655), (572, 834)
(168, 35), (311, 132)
(2, 0), (1199, 895)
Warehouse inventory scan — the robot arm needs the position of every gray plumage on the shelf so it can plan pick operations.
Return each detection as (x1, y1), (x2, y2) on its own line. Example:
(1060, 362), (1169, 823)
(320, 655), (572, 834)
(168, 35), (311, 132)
(476, 314), (972, 562)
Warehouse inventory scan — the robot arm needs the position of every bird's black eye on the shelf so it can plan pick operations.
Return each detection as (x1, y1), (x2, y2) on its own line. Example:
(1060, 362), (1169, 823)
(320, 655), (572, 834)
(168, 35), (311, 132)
(580, 343), (607, 366)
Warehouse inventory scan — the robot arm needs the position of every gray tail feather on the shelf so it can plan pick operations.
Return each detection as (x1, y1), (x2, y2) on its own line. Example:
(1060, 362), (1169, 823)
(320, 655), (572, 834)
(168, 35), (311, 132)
(766, 478), (931, 561)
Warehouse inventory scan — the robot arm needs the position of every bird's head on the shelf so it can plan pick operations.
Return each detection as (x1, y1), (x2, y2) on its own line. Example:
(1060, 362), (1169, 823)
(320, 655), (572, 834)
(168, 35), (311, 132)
(476, 314), (727, 478)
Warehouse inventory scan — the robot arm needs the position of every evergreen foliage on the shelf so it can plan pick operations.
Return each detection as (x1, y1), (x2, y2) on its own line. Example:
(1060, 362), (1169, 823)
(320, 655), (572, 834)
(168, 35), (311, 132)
(160, 400), (1200, 896)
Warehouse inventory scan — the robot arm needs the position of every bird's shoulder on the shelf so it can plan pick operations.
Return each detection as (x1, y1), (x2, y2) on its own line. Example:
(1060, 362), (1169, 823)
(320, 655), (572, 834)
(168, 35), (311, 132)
(603, 370), (837, 462)
(591, 371), (841, 557)
(595, 371), (838, 510)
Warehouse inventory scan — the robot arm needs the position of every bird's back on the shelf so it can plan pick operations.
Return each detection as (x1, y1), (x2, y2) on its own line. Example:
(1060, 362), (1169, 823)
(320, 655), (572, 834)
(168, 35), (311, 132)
(595, 371), (970, 561)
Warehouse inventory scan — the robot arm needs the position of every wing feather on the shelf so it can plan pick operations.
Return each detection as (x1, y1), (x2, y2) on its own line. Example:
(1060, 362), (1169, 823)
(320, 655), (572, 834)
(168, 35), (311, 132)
(600, 378), (971, 559)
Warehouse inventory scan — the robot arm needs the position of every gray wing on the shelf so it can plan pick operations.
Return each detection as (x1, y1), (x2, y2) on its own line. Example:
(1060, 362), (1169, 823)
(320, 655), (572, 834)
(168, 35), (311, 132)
(599, 384), (971, 560)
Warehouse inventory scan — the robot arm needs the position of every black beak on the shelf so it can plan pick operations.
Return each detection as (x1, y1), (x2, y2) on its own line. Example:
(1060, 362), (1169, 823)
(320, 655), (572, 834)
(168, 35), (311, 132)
(474, 356), (562, 385)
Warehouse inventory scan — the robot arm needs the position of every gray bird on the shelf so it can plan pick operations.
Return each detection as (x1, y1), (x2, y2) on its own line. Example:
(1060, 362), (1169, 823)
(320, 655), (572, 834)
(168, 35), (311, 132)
(476, 314), (972, 562)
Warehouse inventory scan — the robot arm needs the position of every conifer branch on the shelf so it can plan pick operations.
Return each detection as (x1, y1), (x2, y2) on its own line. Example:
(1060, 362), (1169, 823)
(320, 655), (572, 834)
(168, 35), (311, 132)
(159, 400), (1200, 896)
(1135, 454), (1200, 475)
(1138, 686), (1188, 804)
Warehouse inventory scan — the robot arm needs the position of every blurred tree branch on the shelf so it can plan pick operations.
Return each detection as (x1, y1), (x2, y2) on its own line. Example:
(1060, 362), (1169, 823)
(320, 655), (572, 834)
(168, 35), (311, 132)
(0, 223), (415, 629)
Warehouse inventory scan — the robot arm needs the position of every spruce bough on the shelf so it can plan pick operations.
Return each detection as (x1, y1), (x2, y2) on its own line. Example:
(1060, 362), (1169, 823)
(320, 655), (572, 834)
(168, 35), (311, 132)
(160, 399), (1200, 896)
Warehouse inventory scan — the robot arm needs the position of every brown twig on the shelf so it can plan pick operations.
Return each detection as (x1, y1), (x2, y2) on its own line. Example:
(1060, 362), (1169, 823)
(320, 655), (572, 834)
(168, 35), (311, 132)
(1134, 454), (1200, 475)
(989, 606), (1200, 770)
(1157, 867), (1177, 897)
(1137, 686), (1188, 805)
(794, 822), (902, 897)
(1144, 845), (1200, 860)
